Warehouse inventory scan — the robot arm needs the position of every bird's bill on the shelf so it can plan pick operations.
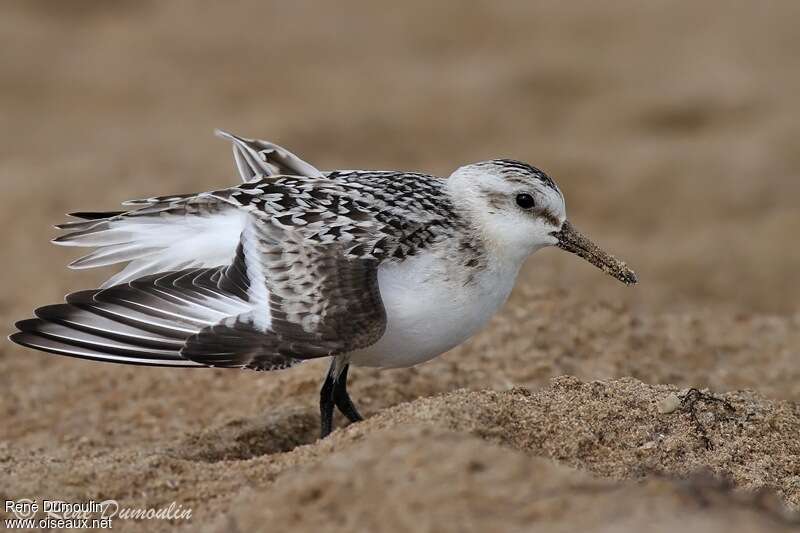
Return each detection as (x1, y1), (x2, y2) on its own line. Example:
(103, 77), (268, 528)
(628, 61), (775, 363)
(553, 221), (638, 285)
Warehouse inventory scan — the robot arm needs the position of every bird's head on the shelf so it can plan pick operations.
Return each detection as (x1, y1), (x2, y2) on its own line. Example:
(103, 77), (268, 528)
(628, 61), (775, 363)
(447, 159), (637, 285)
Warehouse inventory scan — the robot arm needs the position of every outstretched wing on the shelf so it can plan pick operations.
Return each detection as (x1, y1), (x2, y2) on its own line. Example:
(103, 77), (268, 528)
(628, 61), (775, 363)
(52, 130), (322, 288)
(10, 268), (251, 368)
(24, 168), (455, 368)
(53, 194), (248, 288)
(52, 166), (452, 291)
(215, 130), (323, 182)
(12, 215), (388, 370)
(181, 215), (386, 369)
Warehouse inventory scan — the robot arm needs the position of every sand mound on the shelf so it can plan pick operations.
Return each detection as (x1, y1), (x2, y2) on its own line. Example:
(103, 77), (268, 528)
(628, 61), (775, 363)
(4, 377), (799, 532)
(208, 429), (797, 533)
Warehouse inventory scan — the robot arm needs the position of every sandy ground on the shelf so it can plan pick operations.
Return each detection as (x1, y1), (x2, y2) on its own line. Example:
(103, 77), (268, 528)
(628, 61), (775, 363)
(1, 1), (799, 531)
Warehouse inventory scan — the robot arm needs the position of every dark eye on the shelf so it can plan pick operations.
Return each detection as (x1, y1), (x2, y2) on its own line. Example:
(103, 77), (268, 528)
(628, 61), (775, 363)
(515, 193), (535, 209)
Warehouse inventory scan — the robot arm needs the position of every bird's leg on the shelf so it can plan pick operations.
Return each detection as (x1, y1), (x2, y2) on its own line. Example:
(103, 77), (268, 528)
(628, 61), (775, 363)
(319, 364), (336, 439)
(319, 359), (363, 439)
(332, 363), (363, 424)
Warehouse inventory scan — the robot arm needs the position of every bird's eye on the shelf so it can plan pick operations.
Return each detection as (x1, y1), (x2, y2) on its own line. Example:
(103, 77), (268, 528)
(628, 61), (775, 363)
(515, 193), (535, 209)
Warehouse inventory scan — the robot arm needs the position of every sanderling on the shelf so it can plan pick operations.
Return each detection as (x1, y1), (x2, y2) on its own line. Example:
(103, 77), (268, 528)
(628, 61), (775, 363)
(10, 131), (637, 438)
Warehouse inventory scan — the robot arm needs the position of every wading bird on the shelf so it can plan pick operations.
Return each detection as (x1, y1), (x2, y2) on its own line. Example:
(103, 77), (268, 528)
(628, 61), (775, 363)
(10, 132), (637, 438)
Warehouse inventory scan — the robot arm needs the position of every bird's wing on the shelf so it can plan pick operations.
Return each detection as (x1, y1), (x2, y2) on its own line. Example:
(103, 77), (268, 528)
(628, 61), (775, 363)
(215, 129), (323, 181)
(181, 214), (386, 368)
(53, 168), (449, 288)
(12, 215), (386, 370)
(51, 170), (449, 290)
(10, 268), (254, 367)
(206, 171), (453, 262)
(53, 193), (249, 288)
(37, 170), (452, 367)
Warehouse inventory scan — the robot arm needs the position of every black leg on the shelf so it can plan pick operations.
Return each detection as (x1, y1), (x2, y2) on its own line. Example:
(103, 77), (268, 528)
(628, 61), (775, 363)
(333, 364), (363, 424)
(319, 368), (335, 439)
(319, 361), (364, 439)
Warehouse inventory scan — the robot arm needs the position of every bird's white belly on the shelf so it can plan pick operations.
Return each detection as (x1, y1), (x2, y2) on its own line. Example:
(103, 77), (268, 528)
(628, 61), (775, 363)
(348, 253), (518, 368)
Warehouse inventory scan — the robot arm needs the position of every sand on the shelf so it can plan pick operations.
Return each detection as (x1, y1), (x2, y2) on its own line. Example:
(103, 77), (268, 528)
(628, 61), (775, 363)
(1, 1), (799, 531)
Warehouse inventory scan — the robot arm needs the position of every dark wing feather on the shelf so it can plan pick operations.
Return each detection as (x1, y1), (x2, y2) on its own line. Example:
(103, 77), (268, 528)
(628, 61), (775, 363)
(9, 268), (256, 367)
(68, 211), (126, 220)
(13, 217), (388, 371)
(181, 216), (386, 370)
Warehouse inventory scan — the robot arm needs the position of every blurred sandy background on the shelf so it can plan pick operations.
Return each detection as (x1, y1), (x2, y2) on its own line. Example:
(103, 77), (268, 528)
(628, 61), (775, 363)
(1, 1), (799, 531)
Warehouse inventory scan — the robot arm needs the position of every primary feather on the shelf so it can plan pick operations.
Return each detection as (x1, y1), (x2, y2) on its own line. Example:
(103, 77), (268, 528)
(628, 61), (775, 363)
(10, 269), (247, 367)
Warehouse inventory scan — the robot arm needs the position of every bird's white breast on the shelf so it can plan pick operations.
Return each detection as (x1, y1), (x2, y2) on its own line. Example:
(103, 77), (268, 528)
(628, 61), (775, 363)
(348, 251), (520, 368)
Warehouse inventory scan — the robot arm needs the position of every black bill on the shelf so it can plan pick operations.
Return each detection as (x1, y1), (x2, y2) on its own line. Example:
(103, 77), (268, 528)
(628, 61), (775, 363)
(553, 220), (638, 285)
